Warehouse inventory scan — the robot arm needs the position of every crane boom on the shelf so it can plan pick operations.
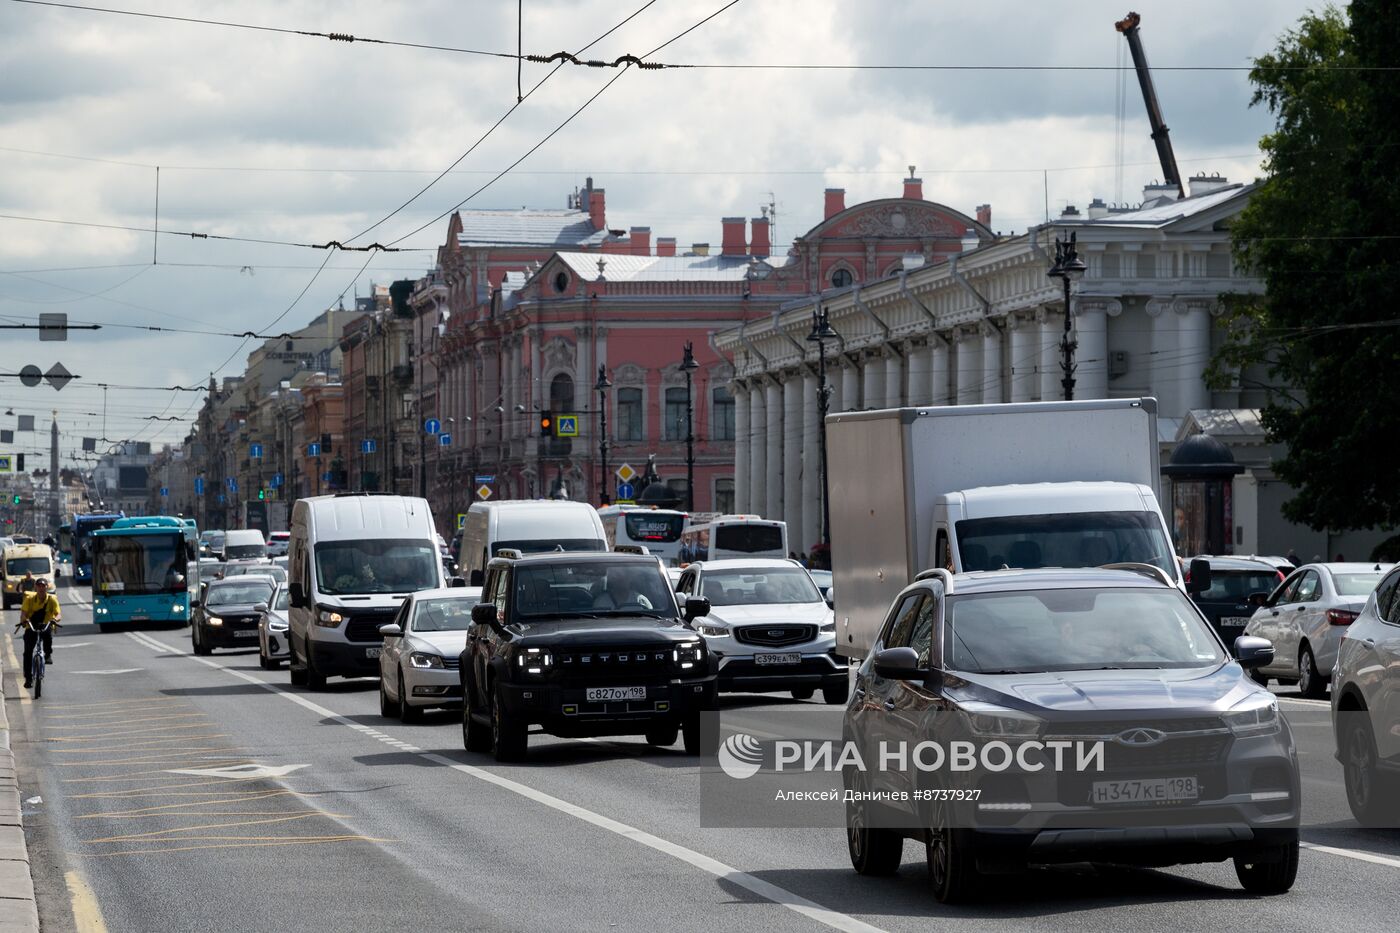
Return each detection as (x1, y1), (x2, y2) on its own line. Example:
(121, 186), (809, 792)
(1115, 11), (1184, 200)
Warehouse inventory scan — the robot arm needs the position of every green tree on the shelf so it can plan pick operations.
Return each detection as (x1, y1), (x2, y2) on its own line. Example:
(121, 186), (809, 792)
(1212, 2), (1400, 536)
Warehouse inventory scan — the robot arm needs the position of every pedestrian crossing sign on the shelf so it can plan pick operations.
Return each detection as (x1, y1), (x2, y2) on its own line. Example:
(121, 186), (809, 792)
(555, 414), (579, 437)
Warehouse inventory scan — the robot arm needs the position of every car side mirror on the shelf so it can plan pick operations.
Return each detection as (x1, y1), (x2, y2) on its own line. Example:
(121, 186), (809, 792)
(288, 582), (307, 608)
(378, 623), (403, 638)
(683, 596), (711, 620)
(873, 646), (925, 680)
(1233, 635), (1274, 669)
(825, 595), (835, 609)
(450, 576), (468, 589)
(1187, 558), (1212, 594)
(469, 569), (484, 587)
(1247, 591), (1269, 608)
(253, 602), (268, 613)
(471, 603), (498, 627)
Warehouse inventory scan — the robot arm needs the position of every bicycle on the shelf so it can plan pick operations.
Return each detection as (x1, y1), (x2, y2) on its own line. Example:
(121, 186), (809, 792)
(16, 618), (55, 699)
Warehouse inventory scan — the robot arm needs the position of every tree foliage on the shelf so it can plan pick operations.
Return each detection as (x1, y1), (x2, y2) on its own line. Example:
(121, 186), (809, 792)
(1212, 2), (1400, 532)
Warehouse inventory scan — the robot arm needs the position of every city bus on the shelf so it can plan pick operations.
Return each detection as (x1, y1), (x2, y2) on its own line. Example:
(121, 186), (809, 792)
(91, 516), (197, 628)
(57, 522), (72, 564)
(677, 515), (788, 564)
(597, 505), (689, 566)
(71, 511), (123, 584)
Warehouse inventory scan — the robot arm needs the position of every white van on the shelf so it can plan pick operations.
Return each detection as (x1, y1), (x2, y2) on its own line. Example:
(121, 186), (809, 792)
(223, 528), (268, 561)
(286, 494), (445, 689)
(456, 500), (608, 586)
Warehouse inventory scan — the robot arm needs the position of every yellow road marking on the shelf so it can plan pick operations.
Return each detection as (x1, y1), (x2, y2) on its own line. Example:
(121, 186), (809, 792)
(61, 765), (259, 783)
(47, 723), (222, 741)
(42, 697), (187, 711)
(75, 790), (322, 817)
(45, 703), (192, 719)
(45, 713), (209, 729)
(81, 836), (391, 858)
(55, 753), (250, 767)
(84, 812), (349, 843)
(65, 871), (108, 933)
(69, 778), (294, 799)
(2, 633), (32, 707)
(50, 735), (232, 752)
(91, 809), (337, 821)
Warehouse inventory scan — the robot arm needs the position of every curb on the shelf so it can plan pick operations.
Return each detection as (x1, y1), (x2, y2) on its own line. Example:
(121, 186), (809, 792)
(0, 639), (40, 933)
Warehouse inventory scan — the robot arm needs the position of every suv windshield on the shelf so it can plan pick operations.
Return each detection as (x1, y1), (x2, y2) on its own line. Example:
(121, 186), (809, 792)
(412, 596), (479, 631)
(513, 561), (675, 618)
(1194, 568), (1282, 601)
(207, 581), (274, 607)
(956, 511), (1176, 577)
(701, 567), (821, 606)
(947, 587), (1224, 674)
(314, 539), (438, 595)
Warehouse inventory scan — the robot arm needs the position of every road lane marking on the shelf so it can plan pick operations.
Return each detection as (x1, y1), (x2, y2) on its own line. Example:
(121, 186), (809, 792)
(84, 812), (350, 843)
(131, 630), (888, 933)
(65, 870), (108, 933)
(83, 836), (391, 858)
(71, 669), (145, 675)
(163, 763), (308, 779)
(1302, 841), (1400, 870)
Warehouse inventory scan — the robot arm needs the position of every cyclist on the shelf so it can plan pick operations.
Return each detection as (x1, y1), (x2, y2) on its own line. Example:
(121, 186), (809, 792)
(16, 577), (61, 689)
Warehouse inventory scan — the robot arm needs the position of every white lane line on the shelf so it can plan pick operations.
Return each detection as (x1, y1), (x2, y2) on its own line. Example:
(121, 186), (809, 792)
(1302, 841), (1400, 871)
(126, 631), (176, 653)
(127, 631), (887, 933)
(1278, 698), (1331, 709)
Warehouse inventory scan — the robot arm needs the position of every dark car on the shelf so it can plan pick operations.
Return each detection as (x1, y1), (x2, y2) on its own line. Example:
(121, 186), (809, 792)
(1185, 556), (1285, 649)
(460, 551), (718, 762)
(844, 566), (1299, 903)
(192, 577), (277, 654)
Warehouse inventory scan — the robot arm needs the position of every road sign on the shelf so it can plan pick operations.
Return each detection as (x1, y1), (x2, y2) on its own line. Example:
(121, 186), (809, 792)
(476, 484), (493, 501)
(307, 442), (321, 457)
(474, 475), (495, 484)
(159, 487), (168, 497)
(0, 455), (13, 473)
(439, 433), (452, 447)
(249, 443), (263, 459)
(194, 477), (205, 495)
(227, 477), (238, 491)
(616, 482), (635, 500)
(45, 362), (73, 391)
(616, 463), (637, 483)
(18, 365), (41, 387)
(424, 418), (441, 435)
(556, 414), (579, 437)
(38, 313), (67, 342)
(322, 471), (333, 482)
(217, 494), (226, 504)
(456, 513), (467, 530)
(361, 439), (377, 454)
(271, 472), (283, 488)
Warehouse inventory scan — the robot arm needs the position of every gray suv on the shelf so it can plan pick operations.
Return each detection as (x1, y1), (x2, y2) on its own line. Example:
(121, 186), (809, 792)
(844, 566), (1299, 902)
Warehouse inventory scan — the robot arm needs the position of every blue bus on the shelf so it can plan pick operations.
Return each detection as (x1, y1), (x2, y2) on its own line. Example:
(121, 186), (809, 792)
(71, 512), (124, 584)
(91, 516), (197, 628)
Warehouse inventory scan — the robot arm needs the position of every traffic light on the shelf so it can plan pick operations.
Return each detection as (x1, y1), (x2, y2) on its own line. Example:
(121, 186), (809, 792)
(10, 494), (19, 505)
(539, 412), (553, 436)
(257, 488), (266, 501)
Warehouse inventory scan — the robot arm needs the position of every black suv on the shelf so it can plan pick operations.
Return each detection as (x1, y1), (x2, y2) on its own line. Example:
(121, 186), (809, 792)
(460, 551), (718, 761)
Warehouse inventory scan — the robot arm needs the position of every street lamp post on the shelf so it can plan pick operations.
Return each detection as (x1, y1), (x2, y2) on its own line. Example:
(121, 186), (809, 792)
(680, 342), (699, 512)
(806, 305), (839, 547)
(1046, 230), (1087, 401)
(594, 365), (612, 505)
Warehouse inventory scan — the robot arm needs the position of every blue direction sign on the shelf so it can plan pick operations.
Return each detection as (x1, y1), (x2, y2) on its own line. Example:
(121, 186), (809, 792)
(227, 477), (238, 492)
(424, 418), (442, 435)
(159, 487), (168, 497)
(474, 475), (495, 484)
(616, 482), (636, 500)
(217, 494), (226, 504)
(439, 433), (452, 447)
(249, 443), (263, 459)
(194, 477), (205, 495)
(361, 439), (377, 454)
(271, 472), (283, 488)
(307, 442), (321, 457)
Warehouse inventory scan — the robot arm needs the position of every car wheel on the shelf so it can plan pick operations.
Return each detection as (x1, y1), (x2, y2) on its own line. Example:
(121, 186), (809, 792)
(1297, 645), (1326, 699)
(790, 688), (815, 701)
(305, 647), (326, 691)
(192, 626), (211, 656)
(463, 688), (492, 753)
(399, 668), (423, 723)
(845, 769), (902, 876)
(1234, 839), (1299, 894)
(258, 647), (272, 670)
(491, 684), (527, 762)
(1341, 713), (1399, 826)
(645, 723), (679, 746)
(289, 647), (308, 686)
(822, 681), (850, 705)
(379, 676), (399, 718)
(925, 797), (982, 903)
(681, 713), (704, 756)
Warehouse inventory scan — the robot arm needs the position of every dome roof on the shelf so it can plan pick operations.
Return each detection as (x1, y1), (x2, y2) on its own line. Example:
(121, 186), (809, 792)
(637, 481), (682, 509)
(1162, 433), (1243, 477)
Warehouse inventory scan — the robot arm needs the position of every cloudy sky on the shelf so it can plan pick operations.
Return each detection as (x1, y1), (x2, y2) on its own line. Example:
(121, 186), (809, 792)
(0, 0), (1319, 463)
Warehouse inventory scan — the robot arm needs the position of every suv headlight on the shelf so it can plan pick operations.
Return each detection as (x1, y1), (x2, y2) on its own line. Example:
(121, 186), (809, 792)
(674, 640), (705, 669)
(695, 622), (729, 638)
(962, 703), (1042, 738)
(515, 647), (553, 675)
(206, 615), (223, 627)
(1224, 693), (1280, 736)
(315, 607), (344, 627)
(820, 614), (835, 634)
(409, 651), (443, 669)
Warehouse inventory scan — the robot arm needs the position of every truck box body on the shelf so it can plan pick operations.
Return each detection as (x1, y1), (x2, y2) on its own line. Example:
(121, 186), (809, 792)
(828, 398), (1171, 661)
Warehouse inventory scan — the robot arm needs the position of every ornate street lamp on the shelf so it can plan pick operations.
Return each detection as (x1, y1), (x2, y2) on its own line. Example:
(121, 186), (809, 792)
(806, 305), (839, 547)
(594, 365), (612, 505)
(1046, 230), (1087, 401)
(681, 342), (700, 512)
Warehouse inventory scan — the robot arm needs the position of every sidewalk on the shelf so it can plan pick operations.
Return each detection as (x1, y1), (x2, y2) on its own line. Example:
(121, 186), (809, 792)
(0, 643), (39, 933)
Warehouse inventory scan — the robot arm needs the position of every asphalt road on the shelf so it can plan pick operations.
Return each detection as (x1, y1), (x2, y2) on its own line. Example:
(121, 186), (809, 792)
(4, 578), (1400, 933)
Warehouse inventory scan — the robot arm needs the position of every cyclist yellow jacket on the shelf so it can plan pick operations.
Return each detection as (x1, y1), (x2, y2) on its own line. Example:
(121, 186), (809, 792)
(18, 592), (61, 629)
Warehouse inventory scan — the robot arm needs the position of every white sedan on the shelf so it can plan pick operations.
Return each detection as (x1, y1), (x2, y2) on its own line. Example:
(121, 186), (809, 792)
(256, 584), (291, 669)
(377, 587), (482, 722)
(1245, 562), (1392, 697)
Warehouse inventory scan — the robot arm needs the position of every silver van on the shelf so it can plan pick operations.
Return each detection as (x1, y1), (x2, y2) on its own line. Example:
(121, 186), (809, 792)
(456, 500), (608, 587)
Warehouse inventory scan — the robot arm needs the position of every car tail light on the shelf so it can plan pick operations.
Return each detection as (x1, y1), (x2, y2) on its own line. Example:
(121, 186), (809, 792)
(1327, 609), (1358, 626)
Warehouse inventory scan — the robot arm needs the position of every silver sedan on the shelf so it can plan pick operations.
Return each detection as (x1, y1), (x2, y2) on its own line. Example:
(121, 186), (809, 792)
(1245, 562), (1393, 697)
(378, 587), (482, 722)
(257, 584), (291, 669)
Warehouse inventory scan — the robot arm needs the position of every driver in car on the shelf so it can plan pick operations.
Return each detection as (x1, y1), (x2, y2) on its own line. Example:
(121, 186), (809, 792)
(591, 566), (657, 611)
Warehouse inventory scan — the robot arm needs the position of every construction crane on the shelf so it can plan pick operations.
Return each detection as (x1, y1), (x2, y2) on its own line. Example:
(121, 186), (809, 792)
(1115, 11), (1184, 200)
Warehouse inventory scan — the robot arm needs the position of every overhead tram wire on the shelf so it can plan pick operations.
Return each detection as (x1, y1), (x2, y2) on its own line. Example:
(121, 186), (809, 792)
(0, 211), (424, 253)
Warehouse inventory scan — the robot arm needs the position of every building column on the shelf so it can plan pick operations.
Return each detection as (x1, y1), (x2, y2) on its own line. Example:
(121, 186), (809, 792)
(801, 370), (821, 553)
(782, 373), (804, 553)
(840, 359), (860, 411)
(1176, 297), (1213, 413)
(1039, 308), (1062, 401)
(955, 328), (981, 404)
(980, 321), (1003, 404)
(862, 353), (884, 411)
(1145, 299), (1175, 415)
(764, 380), (784, 521)
(1074, 299), (1111, 400)
(929, 336), (949, 405)
(884, 348), (904, 408)
(1008, 314), (1035, 403)
(733, 382), (751, 513)
(748, 385), (767, 516)
(905, 340), (929, 407)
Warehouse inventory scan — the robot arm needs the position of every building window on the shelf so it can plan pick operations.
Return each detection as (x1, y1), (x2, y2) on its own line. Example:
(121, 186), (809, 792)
(664, 387), (688, 441)
(616, 387), (643, 441)
(553, 271), (569, 294)
(830, 268), (854, 288)
(550, 373), (575, 412)
(714, 478), (735, 514)
(711, 385), (735, 440)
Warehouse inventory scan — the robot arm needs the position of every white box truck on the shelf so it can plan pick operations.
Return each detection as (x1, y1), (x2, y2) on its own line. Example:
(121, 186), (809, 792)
(828, 398), (1178, 662)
